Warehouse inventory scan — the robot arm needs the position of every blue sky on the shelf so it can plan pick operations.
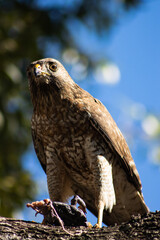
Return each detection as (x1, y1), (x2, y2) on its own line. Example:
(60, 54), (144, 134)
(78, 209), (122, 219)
(107, 1), (160, 112)
(22, 1), (160, 225)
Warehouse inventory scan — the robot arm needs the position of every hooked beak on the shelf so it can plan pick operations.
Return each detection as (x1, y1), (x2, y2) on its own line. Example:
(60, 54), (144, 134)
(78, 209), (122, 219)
(34, 64), (50, 77)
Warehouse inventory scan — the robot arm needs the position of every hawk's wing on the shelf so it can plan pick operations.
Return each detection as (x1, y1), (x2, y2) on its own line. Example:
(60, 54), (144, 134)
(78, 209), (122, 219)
(71, 89), (149, 225)
(32, 129), (46, 173)
(89, 98), (142, 191)
(73, 88), (142, 192)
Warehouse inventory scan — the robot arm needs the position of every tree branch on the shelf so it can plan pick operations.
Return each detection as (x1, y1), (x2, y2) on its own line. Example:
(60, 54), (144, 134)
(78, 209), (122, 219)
(0, 211), (159, 239)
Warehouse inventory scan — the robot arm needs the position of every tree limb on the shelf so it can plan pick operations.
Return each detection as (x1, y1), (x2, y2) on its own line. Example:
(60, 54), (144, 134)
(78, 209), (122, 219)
(0, 211), (159, 239)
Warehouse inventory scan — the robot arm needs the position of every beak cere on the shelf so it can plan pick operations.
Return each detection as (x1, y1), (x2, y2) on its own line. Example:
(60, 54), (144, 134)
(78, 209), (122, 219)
(34, 63), (50, 82)
(34, 64), (42, 77)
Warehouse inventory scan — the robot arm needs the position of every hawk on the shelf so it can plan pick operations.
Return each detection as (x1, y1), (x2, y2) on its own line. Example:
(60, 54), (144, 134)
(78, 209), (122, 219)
(27, 58), (149, 227)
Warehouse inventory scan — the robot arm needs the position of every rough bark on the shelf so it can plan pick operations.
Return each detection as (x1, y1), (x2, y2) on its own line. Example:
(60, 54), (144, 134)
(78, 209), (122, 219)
(0, 211), (160, 239)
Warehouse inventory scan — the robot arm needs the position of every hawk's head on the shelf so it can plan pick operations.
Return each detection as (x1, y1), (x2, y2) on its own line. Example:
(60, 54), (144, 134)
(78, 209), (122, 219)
(27, 58), (76, 107)
(27, 58), (72, 87)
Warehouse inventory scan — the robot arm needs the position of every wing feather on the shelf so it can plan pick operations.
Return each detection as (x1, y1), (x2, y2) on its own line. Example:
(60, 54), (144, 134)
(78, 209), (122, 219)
(73, 89), (142, 192)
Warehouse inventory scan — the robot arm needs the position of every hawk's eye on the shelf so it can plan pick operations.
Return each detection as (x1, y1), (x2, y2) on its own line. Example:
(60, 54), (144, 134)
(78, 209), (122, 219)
(49, 62), (57, 72)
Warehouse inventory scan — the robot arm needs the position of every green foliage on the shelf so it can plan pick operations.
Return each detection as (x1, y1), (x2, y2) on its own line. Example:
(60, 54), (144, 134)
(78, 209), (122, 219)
(0, 0), (140, 217)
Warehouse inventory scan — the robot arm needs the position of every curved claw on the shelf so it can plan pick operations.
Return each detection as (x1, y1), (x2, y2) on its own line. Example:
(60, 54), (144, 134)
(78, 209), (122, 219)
(71, 195), (87, 214)
(94, 223), (101, 228)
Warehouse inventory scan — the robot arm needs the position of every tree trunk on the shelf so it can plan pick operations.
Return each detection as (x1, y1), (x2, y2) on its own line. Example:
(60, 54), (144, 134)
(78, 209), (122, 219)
(0, 211), (159, 239)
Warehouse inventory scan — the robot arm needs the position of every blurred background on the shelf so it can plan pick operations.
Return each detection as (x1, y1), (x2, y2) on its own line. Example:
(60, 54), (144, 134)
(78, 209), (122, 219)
(0, 0), (160, 225)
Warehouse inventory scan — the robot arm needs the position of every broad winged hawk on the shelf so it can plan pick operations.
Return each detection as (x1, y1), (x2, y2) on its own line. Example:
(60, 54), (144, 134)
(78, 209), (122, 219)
(27, 58), (149, 227)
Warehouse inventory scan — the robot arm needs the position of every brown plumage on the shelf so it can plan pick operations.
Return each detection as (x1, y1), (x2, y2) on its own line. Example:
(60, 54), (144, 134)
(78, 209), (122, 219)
(27, 58), (149, 227)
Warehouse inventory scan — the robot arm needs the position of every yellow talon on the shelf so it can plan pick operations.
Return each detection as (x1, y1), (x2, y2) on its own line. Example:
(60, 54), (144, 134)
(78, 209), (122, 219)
(87, 222), (93, 228)
(94, 223), (101, 228)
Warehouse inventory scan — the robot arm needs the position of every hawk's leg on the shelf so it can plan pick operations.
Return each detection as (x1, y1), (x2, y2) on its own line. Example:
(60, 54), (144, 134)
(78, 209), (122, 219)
(71, 195), (87, 214)
(94, 155), (116, 228)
